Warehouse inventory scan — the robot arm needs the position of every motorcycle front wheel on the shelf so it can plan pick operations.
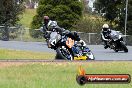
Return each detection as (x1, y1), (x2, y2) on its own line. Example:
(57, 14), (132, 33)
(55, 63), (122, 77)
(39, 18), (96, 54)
(56, 46), (73, 60)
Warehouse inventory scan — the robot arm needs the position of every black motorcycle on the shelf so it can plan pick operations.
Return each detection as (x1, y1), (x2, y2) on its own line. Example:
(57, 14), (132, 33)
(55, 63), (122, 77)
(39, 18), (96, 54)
(40, 27), (95, 60)
(106, 30), (128, 52)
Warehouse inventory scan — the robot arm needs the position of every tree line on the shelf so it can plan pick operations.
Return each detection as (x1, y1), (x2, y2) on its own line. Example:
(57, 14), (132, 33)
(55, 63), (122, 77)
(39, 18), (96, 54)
(94, 0), (132, 35)
(0, 0), (24, 40)
(0, 0), (131, 40)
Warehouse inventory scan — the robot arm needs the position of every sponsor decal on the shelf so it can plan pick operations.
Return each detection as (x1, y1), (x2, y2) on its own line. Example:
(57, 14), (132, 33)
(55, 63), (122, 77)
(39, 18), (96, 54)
(76, 66), (131, 85)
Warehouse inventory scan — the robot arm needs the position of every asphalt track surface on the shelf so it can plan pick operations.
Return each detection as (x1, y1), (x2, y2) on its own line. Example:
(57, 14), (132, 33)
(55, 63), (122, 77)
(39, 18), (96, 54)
(0, 40), (132, 61)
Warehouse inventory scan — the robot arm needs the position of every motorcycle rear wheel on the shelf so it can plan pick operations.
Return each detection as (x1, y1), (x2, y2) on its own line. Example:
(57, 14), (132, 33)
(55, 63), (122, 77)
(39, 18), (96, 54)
(120, 42), (128, 52)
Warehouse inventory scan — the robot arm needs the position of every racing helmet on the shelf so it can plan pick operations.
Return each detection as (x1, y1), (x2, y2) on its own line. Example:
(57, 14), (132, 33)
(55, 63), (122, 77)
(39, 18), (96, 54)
(49, 21), (58, 27)
(102, 24), (110, 32)
(47, 21), (58, 31)
(74, 32), (80, 41)
(43, 16), (49, 24)
(103, 24), (109, 28)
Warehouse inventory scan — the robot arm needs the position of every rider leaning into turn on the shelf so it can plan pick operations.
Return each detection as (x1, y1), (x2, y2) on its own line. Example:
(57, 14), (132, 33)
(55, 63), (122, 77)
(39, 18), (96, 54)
(42, 16), (65, 39)
(41, 15), (84, 44)
(41, 16), (66, 48)
(101, 24), (112, 49)
(41, 16), (87, 56)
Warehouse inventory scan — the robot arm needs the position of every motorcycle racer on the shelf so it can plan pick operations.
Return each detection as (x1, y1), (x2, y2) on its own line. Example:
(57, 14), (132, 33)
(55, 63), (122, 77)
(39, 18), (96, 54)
(40, 16), (81, 48)
(41, 16), (64, 39)
(39, 16), (95, 60)
(101, 24), (111, 49)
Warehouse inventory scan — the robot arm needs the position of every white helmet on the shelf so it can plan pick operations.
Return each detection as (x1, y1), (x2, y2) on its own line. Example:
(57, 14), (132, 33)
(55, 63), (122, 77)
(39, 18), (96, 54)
(48, 21), (57, 27)
(102, 24), (109, 28)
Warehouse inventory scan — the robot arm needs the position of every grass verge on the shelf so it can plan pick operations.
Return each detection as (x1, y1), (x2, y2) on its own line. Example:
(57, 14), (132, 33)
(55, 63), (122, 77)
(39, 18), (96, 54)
(0, 49), (55, 59)
(0, 61), (131, 88)
(18, 9), (36, 28)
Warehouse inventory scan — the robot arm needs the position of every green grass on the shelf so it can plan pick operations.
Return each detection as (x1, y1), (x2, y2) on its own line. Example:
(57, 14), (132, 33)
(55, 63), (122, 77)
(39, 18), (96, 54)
(18, 9), (36, 28)
(0, 62), (131, 88)
(10, 30), (45, 42)
(0, 49), (55, 59)
(17, 9), (45, 42)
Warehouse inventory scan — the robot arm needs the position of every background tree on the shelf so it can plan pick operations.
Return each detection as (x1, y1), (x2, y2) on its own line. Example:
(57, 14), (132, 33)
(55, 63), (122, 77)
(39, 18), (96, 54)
(82, 0), (89, 13)
(0, 0), (24, 40)
(30, 0), (83, 38)
(127, 0), (132, 35)
(94, 0), (132, 35)
(0, 0), (24, 25)
(73, 0), (104, 33)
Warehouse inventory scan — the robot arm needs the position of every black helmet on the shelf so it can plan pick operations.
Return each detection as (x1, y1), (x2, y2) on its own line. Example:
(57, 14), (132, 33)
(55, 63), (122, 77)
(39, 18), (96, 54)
(43, 16), (49, 24)
(74, 32), (80, 41)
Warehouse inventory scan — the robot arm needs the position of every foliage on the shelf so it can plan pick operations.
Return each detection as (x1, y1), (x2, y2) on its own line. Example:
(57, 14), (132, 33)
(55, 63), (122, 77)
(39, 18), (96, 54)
(30, 0), (83, 38)
(73, 14), (106, 33)
(18, 9), (36, 28)
(94, 0), (132, 35)
(0, 0), (24, 25)
(0, 0), (24, 40)
(23, 0), (39, 3)
(127, 0), (132, 35)
(82, 0), (89, 13)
